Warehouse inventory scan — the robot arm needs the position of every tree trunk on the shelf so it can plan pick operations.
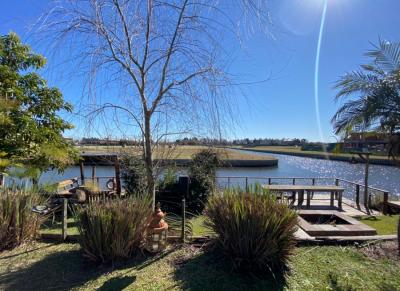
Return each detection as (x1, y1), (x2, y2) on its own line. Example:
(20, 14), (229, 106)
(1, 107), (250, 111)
(144, 111), (156, 210)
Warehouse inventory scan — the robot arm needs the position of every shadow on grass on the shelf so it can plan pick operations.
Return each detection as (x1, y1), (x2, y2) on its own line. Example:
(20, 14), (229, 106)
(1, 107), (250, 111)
(97, 276), (136, 291)
(354, 215), (380, 222)
(0, 246), (170, 291)
(173, 248), (287, 291)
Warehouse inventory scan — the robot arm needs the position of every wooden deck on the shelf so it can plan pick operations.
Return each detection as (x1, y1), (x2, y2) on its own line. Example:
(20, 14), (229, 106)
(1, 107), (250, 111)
(388, 200), (400, 210)
(299, 194), (379, 216)
(293, 193), (381, 241)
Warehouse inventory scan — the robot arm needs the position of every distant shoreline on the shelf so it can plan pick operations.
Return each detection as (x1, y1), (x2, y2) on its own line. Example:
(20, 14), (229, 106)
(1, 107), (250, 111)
(77, 146), (279, 167)
(236, 147), (397, 167)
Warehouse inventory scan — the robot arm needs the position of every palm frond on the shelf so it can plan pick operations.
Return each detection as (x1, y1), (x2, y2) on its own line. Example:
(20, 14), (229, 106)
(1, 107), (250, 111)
(334, 71), (378, 100)
(366, 39), (400, 72)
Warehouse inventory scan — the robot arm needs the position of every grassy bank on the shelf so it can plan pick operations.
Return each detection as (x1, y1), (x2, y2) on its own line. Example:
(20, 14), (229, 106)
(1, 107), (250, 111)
(238, 146), (396, 166)
(78, 145), (276, 161)
(77, 145), (278, 167)
(0, 242), (399, 290)
(355, 215), (400, 235)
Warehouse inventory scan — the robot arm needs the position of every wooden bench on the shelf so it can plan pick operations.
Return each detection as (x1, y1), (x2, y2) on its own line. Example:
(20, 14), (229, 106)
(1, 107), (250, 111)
(263, 184), (345, 210)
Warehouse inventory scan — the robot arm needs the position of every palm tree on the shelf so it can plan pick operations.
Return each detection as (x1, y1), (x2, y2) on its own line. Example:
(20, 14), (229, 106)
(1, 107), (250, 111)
(332, 39), (400, 136)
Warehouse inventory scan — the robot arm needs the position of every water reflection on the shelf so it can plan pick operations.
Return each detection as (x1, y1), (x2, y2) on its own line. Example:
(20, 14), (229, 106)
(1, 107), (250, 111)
(39, 151), (400, 197)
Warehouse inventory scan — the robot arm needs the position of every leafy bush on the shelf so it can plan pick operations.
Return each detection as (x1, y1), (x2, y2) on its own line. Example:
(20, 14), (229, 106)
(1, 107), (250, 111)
(76, 196), (153, 263)
(120, 155), (148, 195)
(188, 148), (221, 213)
(204, 187), (298, 275)
(0, 189), (44, 251)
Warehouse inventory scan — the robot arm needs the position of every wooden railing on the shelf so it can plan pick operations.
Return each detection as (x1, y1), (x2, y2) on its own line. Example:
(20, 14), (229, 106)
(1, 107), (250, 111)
(215, 176), (393, 214)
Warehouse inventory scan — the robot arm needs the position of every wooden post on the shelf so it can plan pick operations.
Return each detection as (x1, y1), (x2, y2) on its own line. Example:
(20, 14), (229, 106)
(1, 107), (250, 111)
(292, 178), (296, 185)
(227, 177), (230, 189)
(383, 192), (389, 215)
(62, 199), (68, 241)
(91, 166), (96, 182)
(245, 177), (248, 191)
(79, 160), (85, 185)
(312, 178), (315, 186)
(114, 156), (121, 195)
(335, 178), (339, 186)
(355, 184), (360, 207)
(181, 198), (186, 243)
(268, 178), (271, 185)
(364, 154), (370, 214)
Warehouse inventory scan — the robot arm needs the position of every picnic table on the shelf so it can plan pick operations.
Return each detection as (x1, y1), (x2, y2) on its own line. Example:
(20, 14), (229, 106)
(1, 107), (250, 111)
(263, 184), (345, 210)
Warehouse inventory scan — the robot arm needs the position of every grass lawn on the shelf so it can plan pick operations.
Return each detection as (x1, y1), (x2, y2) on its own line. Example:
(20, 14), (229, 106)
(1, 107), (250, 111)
(0, 242), (399, 290)
(355, 215), (400, 235)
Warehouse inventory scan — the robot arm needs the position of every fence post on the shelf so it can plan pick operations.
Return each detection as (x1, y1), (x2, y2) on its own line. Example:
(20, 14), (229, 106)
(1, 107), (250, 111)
(62, 198), (68, 241)
(245, 177), (248, 191)
(292, 178), (296, 185)
(355, 184), (360, 207)
(335, 178), (339, 186)
(368, 193), (372, 209)
(114, 157), (121, 195)
(383, 192), (389, 215)
(79, 161), (85, 185)
(268, 178), (271, 185)
(312, 178), (315, 186)
(181, 198), (186, 243)
(91, 166), (96, 183)
(227, 177), (230, 189)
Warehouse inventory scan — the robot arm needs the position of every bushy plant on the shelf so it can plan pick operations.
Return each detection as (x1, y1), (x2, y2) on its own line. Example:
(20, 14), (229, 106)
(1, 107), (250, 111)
(204, 187), (298, 275)
(76, 196), (153, 263)
(120, 155), (148, 195)
(0, 189), (44, 251)
(188, 148), (221, 213)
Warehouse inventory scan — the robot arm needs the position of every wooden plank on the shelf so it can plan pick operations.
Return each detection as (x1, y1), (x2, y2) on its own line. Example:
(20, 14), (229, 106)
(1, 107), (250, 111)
(62, 199), (68, 241)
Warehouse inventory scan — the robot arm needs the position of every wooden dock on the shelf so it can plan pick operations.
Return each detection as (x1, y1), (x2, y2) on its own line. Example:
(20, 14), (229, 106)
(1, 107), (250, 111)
(388, 200), (400, 210)
(301, 194), (379, 217)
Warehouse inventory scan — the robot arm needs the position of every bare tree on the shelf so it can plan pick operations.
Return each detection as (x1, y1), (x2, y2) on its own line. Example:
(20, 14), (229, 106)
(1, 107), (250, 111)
(39, 0), (270, 208)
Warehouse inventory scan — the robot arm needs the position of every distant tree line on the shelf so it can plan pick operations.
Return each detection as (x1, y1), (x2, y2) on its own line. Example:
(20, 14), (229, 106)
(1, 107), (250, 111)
(77, 136), (311, 147)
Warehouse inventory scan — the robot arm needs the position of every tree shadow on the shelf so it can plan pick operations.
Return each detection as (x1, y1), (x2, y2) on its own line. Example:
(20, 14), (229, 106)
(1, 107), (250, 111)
(0, 246), (169, 291)
(97, 276), (136, 291)
(173, 248), (287, 291)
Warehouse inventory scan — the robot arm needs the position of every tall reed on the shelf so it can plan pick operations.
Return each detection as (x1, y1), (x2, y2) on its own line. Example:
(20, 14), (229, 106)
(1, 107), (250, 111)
(204, 186), (298, 275)
(0, 189), (44, 251)
(76, 196), (153, 263)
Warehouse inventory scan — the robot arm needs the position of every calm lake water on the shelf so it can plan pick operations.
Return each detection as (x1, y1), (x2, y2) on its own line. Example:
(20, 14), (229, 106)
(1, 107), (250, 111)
(39, 150), (400, 197)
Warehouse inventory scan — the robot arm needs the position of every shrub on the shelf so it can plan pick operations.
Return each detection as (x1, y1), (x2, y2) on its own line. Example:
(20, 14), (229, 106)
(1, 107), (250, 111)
(76, 196), (153, 263)
(120, 155), (148, 195)
(0, 189), (44, 251)
(204, 187), (298, 275)
(188, 148), (221, 213)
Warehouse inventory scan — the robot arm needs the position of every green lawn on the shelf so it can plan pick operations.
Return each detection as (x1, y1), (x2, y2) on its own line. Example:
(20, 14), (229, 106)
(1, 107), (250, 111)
(40, 217), (79, 236)
(355, 215), (400, 235)
(0, 242), (399, 290)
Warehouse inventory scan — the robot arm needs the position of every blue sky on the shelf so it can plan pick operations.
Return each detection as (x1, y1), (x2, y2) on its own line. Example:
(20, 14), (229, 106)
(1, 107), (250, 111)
(1, 0), (400, 142)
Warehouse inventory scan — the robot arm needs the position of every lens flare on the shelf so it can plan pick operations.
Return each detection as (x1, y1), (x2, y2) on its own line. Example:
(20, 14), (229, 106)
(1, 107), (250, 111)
(314, 0), (329, 156)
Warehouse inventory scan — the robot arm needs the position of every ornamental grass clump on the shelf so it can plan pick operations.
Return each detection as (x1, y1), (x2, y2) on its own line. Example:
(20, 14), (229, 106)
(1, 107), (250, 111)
(76, 196), (153, 264)
(204, 187), (298, 275)
(0, 189), (44, 251)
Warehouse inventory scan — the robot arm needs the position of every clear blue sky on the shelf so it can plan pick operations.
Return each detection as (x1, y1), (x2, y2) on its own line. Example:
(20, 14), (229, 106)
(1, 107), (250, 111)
(1, 0), (400, 142)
